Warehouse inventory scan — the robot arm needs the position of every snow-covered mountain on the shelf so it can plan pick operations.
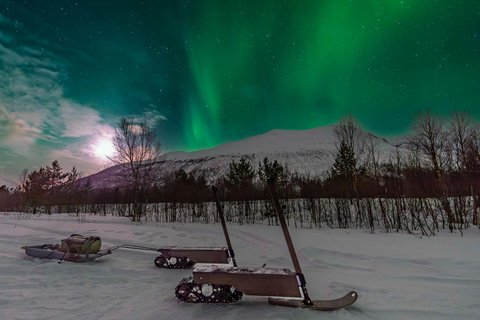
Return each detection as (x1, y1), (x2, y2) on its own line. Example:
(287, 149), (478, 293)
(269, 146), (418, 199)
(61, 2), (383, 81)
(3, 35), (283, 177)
(80, 125), (403, 189)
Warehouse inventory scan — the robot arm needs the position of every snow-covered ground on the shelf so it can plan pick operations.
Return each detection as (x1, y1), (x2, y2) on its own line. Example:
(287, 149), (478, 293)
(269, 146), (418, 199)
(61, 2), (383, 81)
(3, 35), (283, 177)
(1, 212), (478, 320)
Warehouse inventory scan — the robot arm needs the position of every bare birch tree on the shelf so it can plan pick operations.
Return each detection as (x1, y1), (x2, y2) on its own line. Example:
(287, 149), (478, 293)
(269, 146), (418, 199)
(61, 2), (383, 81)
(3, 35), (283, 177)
(109, 116), (162, 222)
(448, 109), (480, 226)
(448, 110), (477, 167)
(465, 132), (480, 226)
(407, 108), (455, 232)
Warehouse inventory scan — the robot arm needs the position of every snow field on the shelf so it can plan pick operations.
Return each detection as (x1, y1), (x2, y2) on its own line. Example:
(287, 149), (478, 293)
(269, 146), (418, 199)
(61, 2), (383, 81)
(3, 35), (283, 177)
(0, 213), (479, 320)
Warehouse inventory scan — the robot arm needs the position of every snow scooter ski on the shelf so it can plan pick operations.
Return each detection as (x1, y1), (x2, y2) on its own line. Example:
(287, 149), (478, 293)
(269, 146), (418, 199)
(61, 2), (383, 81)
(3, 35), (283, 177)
(175, 178), (358, 311)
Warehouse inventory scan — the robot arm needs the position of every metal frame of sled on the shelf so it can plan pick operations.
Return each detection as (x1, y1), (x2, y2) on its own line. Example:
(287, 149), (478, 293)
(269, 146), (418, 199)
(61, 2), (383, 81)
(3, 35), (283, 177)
(179, 179), (358, 311)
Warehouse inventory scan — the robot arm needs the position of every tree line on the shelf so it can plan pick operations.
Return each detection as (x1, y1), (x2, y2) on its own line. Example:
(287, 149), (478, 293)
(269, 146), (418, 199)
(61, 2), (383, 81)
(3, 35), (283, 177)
(0, 160), (94, 214)
(1, 109), (479, 235)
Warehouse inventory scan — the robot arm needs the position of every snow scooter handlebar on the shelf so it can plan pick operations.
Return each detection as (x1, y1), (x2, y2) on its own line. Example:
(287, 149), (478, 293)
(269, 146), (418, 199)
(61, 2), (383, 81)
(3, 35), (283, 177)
(267, 177), (313, 305)
(212, 185), (237, 267)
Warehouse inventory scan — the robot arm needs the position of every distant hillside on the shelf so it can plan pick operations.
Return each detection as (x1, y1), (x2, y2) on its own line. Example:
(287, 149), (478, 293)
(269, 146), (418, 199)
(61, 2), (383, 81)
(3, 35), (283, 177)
(78, 125), (403, 189)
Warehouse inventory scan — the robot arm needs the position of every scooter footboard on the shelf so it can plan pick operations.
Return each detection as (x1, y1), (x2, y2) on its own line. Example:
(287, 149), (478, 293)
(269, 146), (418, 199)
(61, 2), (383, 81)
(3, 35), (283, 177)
(193, 266), (302, 298)
(159, 247), (230, 264)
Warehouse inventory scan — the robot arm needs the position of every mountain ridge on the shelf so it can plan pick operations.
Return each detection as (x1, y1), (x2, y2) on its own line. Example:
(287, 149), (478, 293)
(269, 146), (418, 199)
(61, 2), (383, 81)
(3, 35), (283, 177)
(79, 125), (404, 189)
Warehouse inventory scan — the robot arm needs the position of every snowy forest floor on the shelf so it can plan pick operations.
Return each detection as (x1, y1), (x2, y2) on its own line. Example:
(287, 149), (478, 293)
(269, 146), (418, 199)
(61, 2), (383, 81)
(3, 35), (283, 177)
(0, 212), (479, 320)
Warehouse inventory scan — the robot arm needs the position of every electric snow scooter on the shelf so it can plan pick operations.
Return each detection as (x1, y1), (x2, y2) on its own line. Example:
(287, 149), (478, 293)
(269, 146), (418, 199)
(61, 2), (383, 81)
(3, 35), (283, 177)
(151, 186), (237, 269)
(175, 179), (358, 311)
(106, 186), (238, 269)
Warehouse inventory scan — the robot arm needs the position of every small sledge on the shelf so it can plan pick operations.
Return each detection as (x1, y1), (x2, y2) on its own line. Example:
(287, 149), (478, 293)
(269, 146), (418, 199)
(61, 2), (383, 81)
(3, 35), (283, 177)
(175, 179), (358, 311)
(22, 234), (112, 263)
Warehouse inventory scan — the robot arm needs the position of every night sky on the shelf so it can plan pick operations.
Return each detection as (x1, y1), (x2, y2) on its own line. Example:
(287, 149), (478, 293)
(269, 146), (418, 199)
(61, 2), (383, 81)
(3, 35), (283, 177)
(0, 1), (479, 183)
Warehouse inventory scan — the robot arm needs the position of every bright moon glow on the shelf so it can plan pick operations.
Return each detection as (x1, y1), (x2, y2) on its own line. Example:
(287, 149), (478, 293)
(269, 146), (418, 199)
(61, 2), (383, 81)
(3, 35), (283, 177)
(93, 138), (115, 160)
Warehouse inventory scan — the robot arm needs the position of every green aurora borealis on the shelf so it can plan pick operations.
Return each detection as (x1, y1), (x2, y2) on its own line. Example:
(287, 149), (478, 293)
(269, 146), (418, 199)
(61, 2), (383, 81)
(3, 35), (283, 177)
(0, 1), (479, 180)
(181, 0), (479, 149)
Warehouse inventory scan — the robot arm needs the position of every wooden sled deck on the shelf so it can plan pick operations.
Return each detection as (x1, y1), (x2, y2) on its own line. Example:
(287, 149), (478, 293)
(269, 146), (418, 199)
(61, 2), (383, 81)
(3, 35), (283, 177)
(193, 266), (302, 298)
(158, 247), (230, 264)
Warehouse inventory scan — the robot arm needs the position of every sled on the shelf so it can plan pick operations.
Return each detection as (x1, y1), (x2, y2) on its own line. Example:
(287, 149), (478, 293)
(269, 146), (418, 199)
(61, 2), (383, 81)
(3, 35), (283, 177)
(22, 235), (112, 263)
(23, 244), (112, 262)
(175, 179), (358, 311)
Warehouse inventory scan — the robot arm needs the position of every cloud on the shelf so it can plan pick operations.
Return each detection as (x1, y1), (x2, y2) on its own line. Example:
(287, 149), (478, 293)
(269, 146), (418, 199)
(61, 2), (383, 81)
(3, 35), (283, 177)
(0, 15), (116, 180)
(0, 39), (63, 154)
(118, 105), (167, 135)
(59, 101), (106, 138)
(128, 105), (167, 128)
(0, 17), (115, 140)
(0, 106), (45, 156)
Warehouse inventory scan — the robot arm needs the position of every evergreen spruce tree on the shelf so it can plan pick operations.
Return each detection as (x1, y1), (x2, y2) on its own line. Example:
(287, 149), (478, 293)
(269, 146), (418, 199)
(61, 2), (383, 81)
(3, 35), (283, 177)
(226, 157), (256, 185)
(331, 140), (357, 180)
(225, 157), (256, 223)
(258, 157), (286, 182)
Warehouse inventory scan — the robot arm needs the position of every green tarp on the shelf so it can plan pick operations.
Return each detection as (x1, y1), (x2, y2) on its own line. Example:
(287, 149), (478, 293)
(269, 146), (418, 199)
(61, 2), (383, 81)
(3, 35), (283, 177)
(60, 234), (101, 254)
